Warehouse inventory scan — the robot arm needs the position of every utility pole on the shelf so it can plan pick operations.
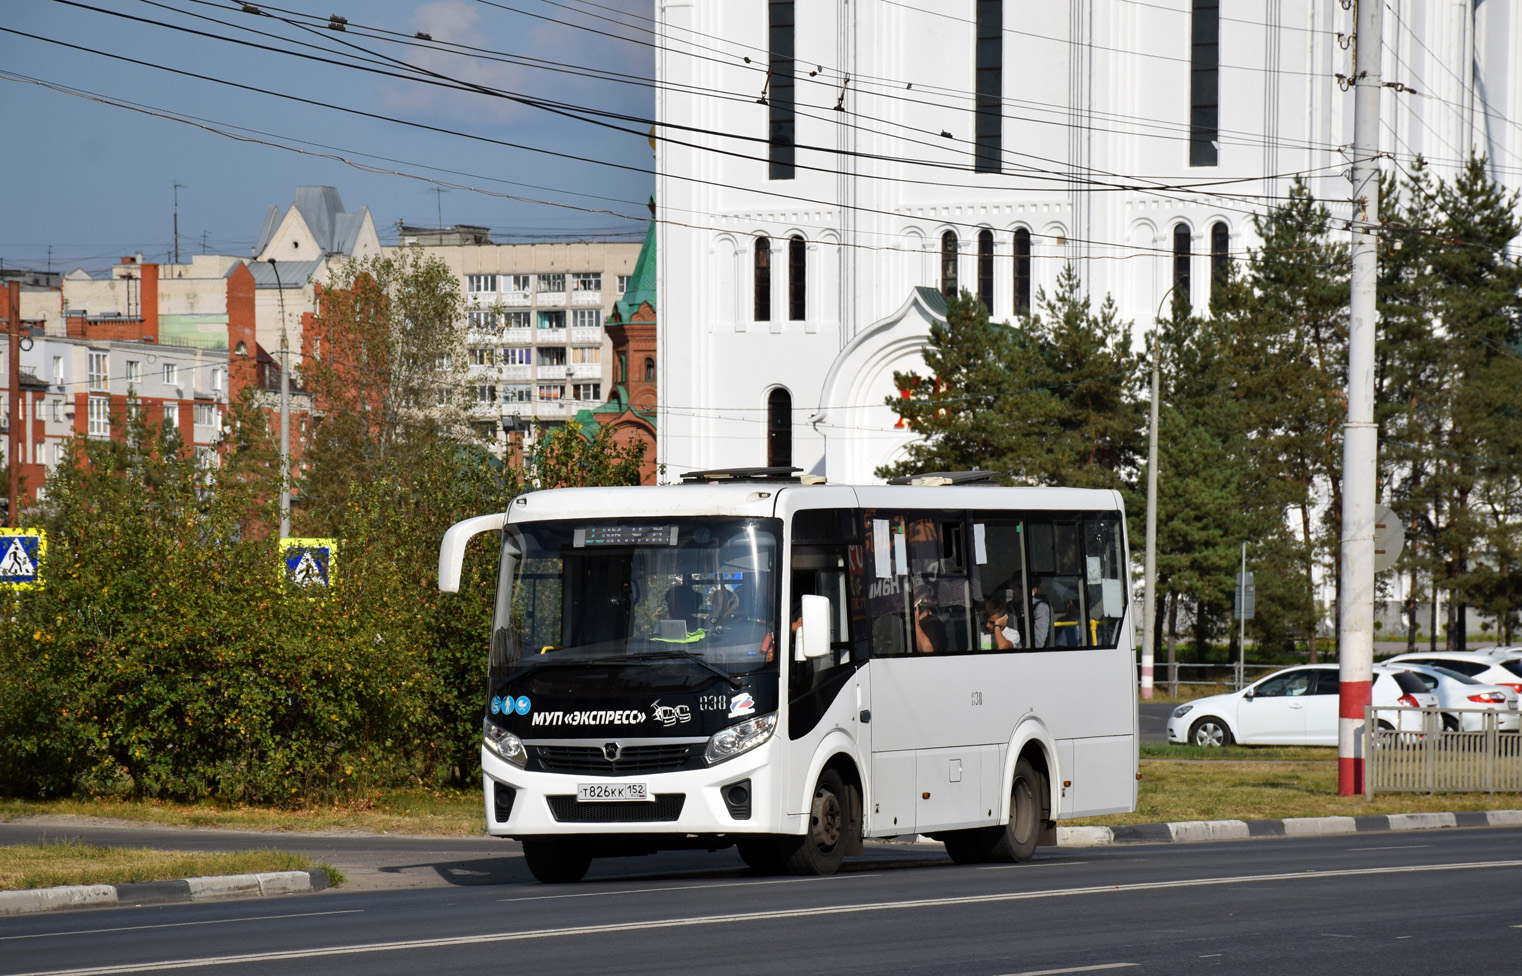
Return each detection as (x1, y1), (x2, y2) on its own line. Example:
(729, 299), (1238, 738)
(1141, 282), (1178, 700)
(173, 182), (186, 266)
(6, 282), (20, 527)
(267, 259), (292, 539)
(1339, 0), (1382, 797)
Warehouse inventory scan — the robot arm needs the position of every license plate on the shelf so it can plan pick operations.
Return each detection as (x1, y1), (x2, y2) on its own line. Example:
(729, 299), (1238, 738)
(577, 782), (651, 803)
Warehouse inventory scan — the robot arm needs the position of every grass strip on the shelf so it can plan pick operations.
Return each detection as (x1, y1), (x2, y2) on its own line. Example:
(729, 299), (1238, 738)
(0, 839), (343, 891)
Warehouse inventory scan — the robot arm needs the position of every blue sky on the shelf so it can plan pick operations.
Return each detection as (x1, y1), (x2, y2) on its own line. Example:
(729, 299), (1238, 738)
(1, 0), (656, 275)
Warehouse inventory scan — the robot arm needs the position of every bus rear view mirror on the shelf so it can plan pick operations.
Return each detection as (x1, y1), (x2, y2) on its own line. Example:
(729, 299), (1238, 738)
(438, 512), (508, 593)
(798, 594), (831, 661)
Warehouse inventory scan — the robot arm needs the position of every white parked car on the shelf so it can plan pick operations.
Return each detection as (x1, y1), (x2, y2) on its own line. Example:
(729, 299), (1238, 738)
(1393, 663), (1519, 732)
(1383, 651), (1522, 696)
(1166, 665), (1437, 747)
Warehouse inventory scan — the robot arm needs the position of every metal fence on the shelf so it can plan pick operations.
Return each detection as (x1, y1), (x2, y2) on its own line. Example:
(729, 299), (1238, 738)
(1364, 706), (1522, 796)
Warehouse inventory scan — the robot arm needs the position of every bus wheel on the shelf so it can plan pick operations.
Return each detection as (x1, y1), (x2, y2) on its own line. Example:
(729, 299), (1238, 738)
(522, 839), (591, 884)
(736, 838), (787, 874)
(981, 757), (1043, 863)
(782, 769), (849, 876)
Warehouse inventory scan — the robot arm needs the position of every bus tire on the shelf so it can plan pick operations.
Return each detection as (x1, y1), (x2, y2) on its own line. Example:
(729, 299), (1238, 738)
(522, 839), (591, 884)
(981, 756), (1043, 863)
(781, 769), (850, 876)
(736, 838), (787, 874)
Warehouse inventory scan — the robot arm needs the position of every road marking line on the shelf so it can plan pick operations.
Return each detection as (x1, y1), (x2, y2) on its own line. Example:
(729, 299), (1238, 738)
(992, 965), (1137, 976)
(1347, 845), (1431, 851)
(13, 859), (1522, 976)
(0, 910), (363, 942)
(499, 873), (878, 903)
(977, 861), (1088, 871)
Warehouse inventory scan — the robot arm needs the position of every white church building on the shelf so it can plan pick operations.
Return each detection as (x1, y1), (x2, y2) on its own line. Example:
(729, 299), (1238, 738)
(654, 0), (1519, 484)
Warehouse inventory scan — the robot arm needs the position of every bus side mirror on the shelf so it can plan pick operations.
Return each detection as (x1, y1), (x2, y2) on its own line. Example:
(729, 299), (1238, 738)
(797, 594), (831, 661)
(438, 512), (507, 592)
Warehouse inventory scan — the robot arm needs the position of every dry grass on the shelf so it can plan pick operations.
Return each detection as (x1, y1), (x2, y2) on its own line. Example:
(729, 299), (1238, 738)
(0, 840), (341, 891)
(0, 789), (483, 837)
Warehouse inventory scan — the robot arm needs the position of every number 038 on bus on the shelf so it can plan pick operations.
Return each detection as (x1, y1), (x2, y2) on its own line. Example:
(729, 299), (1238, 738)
(437, 469), (1139, 884)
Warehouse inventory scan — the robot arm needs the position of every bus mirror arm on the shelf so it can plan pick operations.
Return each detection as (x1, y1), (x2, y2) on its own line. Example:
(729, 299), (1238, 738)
(798, 594), (831, 662)
(438, 512), (508, 593)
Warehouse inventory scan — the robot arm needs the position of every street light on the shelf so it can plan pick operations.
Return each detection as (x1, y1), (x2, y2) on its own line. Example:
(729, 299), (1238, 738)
(267, 259), (291, 539)
(1141, 282), (1180, 699)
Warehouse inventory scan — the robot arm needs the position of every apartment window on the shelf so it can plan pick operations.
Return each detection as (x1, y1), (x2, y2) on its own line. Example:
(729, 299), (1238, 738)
(50, 399), (62, 423)
(940, 232), (959, 299)
(212, 367), (225, 393)
(571, 346), (601, 364)
(537, 310), (565, 330)
(617, 274), (631, 294)
(88, 352), (108, 391)
(125, 360), (141, 386)
(503, 384), (532, 403)
(572, 309), (601, 329)
(504, 311), (531, 330)
(163, 362), (177, 386)
(573, 382), (601, 401)
(977, 230), (995, 312)
(754, 237), (772, 321)
(467, 310), (498, 331)
(573, 272), (601, 292)
(312, 336), (322, 361)
(469, 347), (494, 367)
(507, 274), (531, 293)
(537, 346), (567, 367)
(644, 357), (655, 382)
(437, 388), (448, 407)
(475, 385), (497, 404)
(1007, 230), (1031, 319)
(767, 387), (792, 467)
(1190, 0), (1219, 166)
(537, 273), (565, 295)
(788, 235), (807, 320)
(466, 274), (498, 294)
(1172, 223), (1193, 308)
(975, 0), (1002, 173)
(1210, 221), (1231, 300)
(502, 347), (532, 365)
(52, 356), (63, 387)
(768, 0), (795, 179)
(538, 383), (566, 401)
(194, 402), (217, 426)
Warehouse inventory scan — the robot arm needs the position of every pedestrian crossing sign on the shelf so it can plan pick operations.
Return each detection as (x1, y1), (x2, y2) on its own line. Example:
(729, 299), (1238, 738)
(280, 538), (336, 588)
(0, 529), (46, 590)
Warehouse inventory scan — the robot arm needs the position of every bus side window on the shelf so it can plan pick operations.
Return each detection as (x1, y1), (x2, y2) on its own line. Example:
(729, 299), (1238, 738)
(1084, 515), (1127, 648)
(862, 512), (911, 657)
(972, 517), (1028, 651)
(1026, 519), (1087, 648)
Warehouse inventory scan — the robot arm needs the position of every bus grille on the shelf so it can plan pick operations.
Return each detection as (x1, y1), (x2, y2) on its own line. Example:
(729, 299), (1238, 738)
(547, 794), (685, 823)
(534, 744), (694, 775)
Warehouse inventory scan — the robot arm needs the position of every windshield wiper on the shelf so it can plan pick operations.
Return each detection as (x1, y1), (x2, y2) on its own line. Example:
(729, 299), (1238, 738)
(627, 648), (743, 690)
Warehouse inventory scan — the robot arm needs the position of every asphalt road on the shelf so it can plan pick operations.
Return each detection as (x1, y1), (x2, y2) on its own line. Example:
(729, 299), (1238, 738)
(3, 822), (1521, 975)
(1139, 701), (1172, 744)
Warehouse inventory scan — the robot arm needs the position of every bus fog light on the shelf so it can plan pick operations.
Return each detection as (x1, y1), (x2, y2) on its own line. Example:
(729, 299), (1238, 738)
(483, 718), (527, 767)
(704, 714), (776, 765)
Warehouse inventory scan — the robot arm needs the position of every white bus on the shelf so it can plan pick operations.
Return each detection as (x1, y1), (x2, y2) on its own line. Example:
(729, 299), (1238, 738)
(438, 469), (1138, 883)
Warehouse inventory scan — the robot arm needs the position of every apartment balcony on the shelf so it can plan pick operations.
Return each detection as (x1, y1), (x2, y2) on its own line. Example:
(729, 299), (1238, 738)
(569, 327), (603, 344)
(500, 365), (532, 380)
(530, 400), (567, 419)
(536, 328), (567, 343)
(567, 362), (600, 380)
(500, 290), (531, 306)
(503, 327), (532, 344)
(536, 365), (567, 380)
(571, 290), (602, 306)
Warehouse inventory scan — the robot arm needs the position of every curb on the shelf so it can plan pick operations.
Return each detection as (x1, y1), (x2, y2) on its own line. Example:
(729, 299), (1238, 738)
(0, 869), (329, 917)
(1053, 808), (1522, 848)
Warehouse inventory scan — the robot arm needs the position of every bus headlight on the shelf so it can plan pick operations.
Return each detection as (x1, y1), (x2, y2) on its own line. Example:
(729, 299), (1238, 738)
(483, 718), (527, 767)
(704, 713), (776, 765)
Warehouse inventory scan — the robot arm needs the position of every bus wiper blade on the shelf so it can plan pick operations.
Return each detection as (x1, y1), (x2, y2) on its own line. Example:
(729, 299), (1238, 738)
(628, 648), (743, 690)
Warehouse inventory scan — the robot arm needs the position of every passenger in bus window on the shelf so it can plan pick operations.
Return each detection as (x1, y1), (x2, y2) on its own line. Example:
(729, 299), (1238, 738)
(983, 597), (1021, 650)
(913, 583), (946, 654)
(1030, 584), (1053, 647)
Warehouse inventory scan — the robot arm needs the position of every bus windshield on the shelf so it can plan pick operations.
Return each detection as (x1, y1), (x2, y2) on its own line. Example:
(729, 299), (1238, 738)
(490, 517), (782, 691)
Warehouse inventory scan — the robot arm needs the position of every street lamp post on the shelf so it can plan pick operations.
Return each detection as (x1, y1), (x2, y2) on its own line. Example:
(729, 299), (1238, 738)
(267, 259), (291, 539)
(1141, 283), (1178, 699)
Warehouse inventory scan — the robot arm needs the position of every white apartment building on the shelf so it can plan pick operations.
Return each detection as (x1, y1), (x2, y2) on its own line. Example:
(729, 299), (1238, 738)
(655, 0), (1520, 484)
(390, 235), (643, 441)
